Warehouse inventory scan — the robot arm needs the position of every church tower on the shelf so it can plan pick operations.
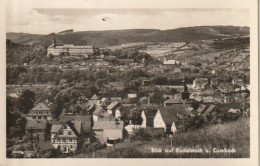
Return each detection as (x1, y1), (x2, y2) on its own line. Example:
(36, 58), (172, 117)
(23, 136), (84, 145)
(51, 38), (56, 48)
(182, 76), (190, 100)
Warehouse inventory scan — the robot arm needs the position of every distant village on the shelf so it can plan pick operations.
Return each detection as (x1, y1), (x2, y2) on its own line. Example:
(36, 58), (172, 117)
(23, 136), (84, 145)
(7, 36), (250, 158)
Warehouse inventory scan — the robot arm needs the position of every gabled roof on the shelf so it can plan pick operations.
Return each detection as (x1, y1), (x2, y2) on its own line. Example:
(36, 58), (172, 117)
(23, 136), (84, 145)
(93, 120), (124, 130)
(51, 124), (62, 133)
(51, 121), (81, 137)
(98, 97), (110, 107)
(107, 101), (120, 110)
(37, 141), (55, 151)
(25, 120), (48, 130)
(59, 115), (92, 133)
(93, 106), (106, 115)
(142, 108), (157, 119)
(90, 94), (99, 100)
(197, 104), (207, 113)
(201, 105), (216, 117)
(70, 120), (81, 135)
(31, 102), (51, 111)
(158, 105), (187, 125)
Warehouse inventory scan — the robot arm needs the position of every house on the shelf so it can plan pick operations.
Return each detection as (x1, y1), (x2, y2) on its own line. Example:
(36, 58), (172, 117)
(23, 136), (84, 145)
(59, 115), (92, 135)
(163, 60), (176, 65)
(128, 93), (137, 103)
(36, 141), (55, 157)
(192, 78), (208, 89)
(76, 95), (88, 105)
(93, 106), (115, 121)
(228, 108), (241, 114)
(142, 80), (151, 86)
(117, 105), (137, 122)
(87, 94), (99, 106)
(202, 96), (215, 104)
(141, 108), (157, 128)
(27, 102), (55, 121)
(92, 120), (124, 144)
(200, 105), (216, 119)
(110, 97), (123, 102)
(25, 120), (48, 142)
(162, 95), (174, 101)
(107, 101), (121, 116)
(97, 97), (111, 108)
(196, 104), (207, 114)
(139, 96), (150, 105)
(153, 105), (187, 134)
(51, 121), (82, 154)
(164, 98), (182, 107)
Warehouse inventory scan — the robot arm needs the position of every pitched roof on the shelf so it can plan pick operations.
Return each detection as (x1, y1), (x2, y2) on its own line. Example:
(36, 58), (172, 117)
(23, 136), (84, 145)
(216, 103), (241, 113)
(90, 94), (99, 100)
(118, 105), (136, 115)
(31, 102), (51, 111)
(70, 120), (82, 135)
(59, 115), (91, 124)
(25, 120), (48, 130)
(201, 105), (216, 117)
(142, 108), (157, 119)
(197, 104), (207, 113)
(158, 105), (187, 125)
(164, 98), (182, 104)
(110, 97), (122, 101)
(93, 106), (106, 115)
(93, 120), (124, 130)
(59, 115), (92, 133)
(107, 101), (120, 110)
(51, 124), (62, 133)
(37, 141), (55, 151)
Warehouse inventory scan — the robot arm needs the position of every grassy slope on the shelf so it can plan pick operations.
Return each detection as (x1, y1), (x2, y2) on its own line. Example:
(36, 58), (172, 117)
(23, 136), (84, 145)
(75, 117), (249, 158)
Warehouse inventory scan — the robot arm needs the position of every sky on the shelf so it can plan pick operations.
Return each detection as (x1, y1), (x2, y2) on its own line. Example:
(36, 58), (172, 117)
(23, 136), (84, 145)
(6, 0), (249, 34)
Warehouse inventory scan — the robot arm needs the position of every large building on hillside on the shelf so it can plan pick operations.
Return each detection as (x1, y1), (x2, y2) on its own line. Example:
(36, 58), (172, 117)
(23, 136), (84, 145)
(47, 38), (96, 57)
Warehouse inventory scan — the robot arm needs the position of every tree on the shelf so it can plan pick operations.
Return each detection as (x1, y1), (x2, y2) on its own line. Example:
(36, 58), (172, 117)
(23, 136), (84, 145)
(19, 90), (35, 114)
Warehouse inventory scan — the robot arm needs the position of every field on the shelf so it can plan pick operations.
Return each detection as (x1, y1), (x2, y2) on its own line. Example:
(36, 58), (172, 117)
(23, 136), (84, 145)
(74, 117), (249, 158)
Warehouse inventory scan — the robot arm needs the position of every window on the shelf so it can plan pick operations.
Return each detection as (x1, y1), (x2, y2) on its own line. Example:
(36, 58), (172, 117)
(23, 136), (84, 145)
(64, 125), (67, 129)
(44, 116), (47, 119)
(33, 116), (36, 119)
(70, 138), (72, 142)
(70, 145), (73, 149)
(68, 131), (71, 135)
(38, 116), (42, 119)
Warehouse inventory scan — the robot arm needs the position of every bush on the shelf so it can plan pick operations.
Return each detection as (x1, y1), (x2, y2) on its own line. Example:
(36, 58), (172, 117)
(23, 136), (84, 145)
(131, 128), (165, 141)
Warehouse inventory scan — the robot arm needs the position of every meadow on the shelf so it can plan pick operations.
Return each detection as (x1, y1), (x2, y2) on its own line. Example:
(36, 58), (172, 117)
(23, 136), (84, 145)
(74, 117), (249, 158)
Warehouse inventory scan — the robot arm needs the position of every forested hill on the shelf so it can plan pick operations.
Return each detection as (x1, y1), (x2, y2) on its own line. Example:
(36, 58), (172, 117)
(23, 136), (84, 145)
(7, 26), (249, 48)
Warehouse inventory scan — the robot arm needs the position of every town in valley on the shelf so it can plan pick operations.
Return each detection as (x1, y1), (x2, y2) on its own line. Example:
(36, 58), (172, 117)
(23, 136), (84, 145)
(6, 26), (250, 158)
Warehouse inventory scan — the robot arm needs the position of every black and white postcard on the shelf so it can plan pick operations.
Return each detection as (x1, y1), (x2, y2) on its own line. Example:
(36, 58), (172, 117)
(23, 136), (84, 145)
(1, 0), (258, 165)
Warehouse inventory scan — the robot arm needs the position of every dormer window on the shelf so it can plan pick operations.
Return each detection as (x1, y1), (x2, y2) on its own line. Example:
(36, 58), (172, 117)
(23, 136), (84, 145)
(64, 125), (67, 129)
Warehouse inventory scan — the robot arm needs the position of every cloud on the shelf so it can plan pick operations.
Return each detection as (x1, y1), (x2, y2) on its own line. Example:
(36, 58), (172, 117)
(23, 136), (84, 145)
(6, 0), (249, 34)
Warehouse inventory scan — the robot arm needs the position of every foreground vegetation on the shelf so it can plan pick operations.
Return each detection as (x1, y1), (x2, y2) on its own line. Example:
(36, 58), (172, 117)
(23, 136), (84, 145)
(74, 117), (249, 158)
